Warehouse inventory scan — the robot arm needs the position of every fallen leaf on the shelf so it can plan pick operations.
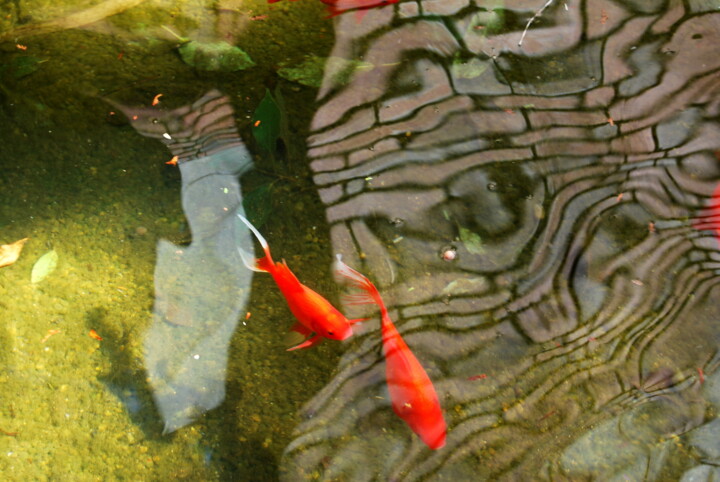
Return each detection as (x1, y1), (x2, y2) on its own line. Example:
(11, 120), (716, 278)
(252, 89), (282, 154)
(0, 238), (29, 268)
(41, 329), (61, 343)
(10, 55), (47, 78)
(31, 249), (58, 283)
(442, 277), (488, 296)
(459, 227), (485, 254)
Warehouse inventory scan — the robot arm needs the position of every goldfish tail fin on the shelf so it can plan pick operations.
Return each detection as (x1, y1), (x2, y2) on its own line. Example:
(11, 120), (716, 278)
(237, 246), (266, 272)
(341, 293), (375, 306)
(238, 214), (276, 272)
(336, 255), (393, 325)
(334, 255), (384, 304)
(238, 214), (269, 250)
(334, 255), (370, 289)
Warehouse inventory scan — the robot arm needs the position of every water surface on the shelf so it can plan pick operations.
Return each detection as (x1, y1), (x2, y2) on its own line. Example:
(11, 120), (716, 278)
(1, 0), (719, 480)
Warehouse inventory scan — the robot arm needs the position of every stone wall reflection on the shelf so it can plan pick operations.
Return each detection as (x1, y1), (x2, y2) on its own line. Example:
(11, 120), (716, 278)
(281, 1), (720, 480)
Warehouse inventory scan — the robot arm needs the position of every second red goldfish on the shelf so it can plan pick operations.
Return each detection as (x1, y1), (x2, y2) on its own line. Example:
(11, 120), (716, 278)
(695, 181), (720, 248)
(267, 0), (399, 18)
(335, 256), (447, 450)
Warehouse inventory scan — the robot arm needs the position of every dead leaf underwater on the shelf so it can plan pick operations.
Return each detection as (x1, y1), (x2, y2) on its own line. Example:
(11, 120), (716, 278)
(0, 238), (29, 268)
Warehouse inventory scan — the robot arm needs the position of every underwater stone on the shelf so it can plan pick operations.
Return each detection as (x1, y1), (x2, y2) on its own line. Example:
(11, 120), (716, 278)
(178, 41), (255, 72)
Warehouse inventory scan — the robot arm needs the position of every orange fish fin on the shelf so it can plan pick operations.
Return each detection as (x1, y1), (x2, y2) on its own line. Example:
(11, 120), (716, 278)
(238, 213), (276, 272)
(348, 317), (369, 325)
(334, 255), (373, 290)
(289, 322), (312, 337)
(342, 293), (375, 305)
(354, 8), (369, 22)
(335, 255), (384, 308)
(268, 259), (305, 292)
(256, 255), (274, 272)
(287, 334), (323, 351)
(237, 246), (267, 272)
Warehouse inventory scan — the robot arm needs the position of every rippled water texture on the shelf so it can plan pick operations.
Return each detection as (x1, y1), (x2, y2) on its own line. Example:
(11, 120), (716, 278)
(1, 0), (719, 480)
(282, 1), (720, 480)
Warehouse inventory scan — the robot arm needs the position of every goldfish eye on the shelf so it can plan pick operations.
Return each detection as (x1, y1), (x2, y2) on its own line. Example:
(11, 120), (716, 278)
(328, 331), (334, 336)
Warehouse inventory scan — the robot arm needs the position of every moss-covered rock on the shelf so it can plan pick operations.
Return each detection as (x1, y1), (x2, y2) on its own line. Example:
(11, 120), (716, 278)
(178, 40), (255, 72)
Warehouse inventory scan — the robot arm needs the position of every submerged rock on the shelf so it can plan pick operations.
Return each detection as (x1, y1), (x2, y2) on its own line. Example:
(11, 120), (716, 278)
(178, 40), (255, 72)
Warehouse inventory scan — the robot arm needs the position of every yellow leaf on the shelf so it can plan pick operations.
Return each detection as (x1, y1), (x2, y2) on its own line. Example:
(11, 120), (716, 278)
(0, 237), (29, 268)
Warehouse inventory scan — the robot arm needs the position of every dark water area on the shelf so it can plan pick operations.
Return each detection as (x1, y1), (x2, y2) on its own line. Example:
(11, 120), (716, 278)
(1, 0), (719, 480)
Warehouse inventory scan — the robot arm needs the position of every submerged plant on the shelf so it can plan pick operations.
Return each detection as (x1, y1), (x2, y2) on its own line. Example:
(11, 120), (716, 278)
(252, 89), (284, 155)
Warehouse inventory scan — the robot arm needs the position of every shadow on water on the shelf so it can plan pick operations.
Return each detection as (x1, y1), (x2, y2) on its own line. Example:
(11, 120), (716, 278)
(87, 307), (167, 440)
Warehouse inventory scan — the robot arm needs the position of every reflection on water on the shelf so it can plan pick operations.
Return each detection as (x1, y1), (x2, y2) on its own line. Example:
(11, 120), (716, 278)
(283, 0), (720, 480)
(0, 0), (719, 480)
(107, 90), (256, 433)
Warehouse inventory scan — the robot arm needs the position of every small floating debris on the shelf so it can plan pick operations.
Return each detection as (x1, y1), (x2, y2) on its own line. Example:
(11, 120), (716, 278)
(41, 329), (62, 343)
(468, 374), (487, 381)
(440, 246), (457, 261)
(442, 277), (488, 296)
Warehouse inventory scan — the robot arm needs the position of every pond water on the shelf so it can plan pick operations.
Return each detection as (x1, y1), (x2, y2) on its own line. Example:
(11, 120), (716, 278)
(1, 0), (720, 480)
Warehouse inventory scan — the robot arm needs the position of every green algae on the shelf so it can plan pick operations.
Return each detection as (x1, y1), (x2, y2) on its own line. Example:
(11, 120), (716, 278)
(0, 0), (335, 480)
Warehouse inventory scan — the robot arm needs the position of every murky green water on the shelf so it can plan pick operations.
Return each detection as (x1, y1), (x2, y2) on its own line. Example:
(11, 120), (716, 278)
(0, 1), (338, 479)
(2, 1), (720, 481)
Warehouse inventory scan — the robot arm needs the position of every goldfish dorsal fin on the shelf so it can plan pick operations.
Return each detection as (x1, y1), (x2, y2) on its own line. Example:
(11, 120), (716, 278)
(276, 259), (304, 286)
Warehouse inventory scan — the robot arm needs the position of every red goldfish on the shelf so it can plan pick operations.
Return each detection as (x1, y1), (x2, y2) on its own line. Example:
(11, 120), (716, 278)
(695, 180), (720, 248)
(238, 214), (364, 350)
(267, 0), (399, 18)
(335, 256), (447, 449)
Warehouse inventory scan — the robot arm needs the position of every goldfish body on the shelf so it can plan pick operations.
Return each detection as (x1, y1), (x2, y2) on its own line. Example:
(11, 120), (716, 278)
(335, 256), (447, 449)
(694, 181), (720, 248)
(238, 215), (363, 350)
